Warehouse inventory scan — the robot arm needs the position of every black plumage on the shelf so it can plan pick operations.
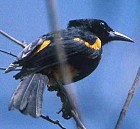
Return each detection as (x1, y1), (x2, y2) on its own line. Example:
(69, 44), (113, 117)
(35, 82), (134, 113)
(5, 19), (133, 117)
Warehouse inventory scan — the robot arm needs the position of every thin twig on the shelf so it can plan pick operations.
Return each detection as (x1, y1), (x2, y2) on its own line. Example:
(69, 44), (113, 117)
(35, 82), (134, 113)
(46, 1), (86, 128)
(0, 49), (17, 58)
(41, 114), (66, 129)
(71, 110), (86, 129)
(0, 68), (6, 71)
(0, 67), (21, 71)
(47, 0), (72, 84)
(0, 29), (27, 48)
(65, 90), (86, 129)
(115, 67), (140, 129)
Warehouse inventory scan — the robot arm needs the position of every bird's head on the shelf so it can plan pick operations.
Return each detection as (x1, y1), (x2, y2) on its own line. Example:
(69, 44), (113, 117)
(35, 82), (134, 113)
(68, 19), (134, 45)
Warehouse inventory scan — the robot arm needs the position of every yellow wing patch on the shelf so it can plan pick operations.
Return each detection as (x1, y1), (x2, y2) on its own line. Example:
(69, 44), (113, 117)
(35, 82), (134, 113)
(36, 40), (51, 53)
(73, 38), (101, 50)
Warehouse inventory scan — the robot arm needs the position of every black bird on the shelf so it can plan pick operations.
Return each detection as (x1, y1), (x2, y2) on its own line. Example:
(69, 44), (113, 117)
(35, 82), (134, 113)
(5, 19), (134, 118)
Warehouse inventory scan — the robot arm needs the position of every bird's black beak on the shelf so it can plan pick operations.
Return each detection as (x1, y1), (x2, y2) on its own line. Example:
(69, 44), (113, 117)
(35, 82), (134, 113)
(109, 31), (134, 43)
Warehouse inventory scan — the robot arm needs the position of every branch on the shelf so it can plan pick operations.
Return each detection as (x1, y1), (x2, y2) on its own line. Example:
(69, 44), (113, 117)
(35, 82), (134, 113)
(0, 29), (27, 48)
(0, 67), (21, 71)
(115, 67), (140, 129)
(71, 110), (86, 129)
(41, 114), (66, 129)
(0, 49), (17, 58)
(48, 76), (86, 129)
(0, 68), (6, 71)
(45, 1), (86, 128)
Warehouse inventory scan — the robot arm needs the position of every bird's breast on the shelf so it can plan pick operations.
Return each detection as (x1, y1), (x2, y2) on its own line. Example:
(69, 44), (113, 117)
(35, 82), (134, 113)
(48, 55), (101, 86)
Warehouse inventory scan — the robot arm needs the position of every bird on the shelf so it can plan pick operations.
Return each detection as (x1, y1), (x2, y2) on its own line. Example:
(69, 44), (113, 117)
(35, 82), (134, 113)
(5, 19), (134, 118)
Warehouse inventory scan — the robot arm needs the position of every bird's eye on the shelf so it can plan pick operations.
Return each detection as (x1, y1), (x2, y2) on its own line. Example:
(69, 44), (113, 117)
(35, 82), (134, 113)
(100, 22), (107, 29)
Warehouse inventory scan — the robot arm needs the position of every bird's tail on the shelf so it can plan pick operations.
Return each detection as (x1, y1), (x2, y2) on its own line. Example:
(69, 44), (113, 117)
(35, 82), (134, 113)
(9, 73), (49, 118)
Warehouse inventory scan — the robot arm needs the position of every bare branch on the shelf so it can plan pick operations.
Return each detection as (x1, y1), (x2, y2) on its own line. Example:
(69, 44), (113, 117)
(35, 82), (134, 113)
(71, 110), (86, 129)
(41, 114), (66, 129)
(47, 0), (72, 84)
(45, 1), (86, 128)
(115, 67), (140, 129)
(0, 29), (27, 48)
(0, 67), (21, 71)
(0, 68), (6, 71)
(0, 49), (17, 58)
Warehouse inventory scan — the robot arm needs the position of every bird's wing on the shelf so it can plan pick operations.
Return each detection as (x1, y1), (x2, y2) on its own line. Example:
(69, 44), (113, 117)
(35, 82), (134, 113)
(14, 29), (102, 79)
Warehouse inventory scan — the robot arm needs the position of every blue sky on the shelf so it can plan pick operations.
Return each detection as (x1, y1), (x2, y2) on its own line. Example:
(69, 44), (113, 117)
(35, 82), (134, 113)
(0, 0), (140, 129)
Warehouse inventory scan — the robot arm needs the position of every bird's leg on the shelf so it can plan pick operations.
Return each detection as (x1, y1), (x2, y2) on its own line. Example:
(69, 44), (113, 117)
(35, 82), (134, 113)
(56, 84), (72, 119)
(48, 74), (72, 119)
(49, 75), (87, 129)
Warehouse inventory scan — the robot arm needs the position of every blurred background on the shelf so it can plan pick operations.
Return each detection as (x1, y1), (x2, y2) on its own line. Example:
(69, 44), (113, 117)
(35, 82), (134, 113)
(0, 0), (140, 129)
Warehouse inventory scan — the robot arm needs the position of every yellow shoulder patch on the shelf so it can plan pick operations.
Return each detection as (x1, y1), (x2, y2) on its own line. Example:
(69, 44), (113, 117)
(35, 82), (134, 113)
(73, 38), (101, 50)
(91, 38), (101, 50)
(36, 40), (51, 53)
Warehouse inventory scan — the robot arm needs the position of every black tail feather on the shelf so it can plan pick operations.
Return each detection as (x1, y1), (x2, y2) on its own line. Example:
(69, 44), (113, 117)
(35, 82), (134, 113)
(9, 73), (49, 117)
